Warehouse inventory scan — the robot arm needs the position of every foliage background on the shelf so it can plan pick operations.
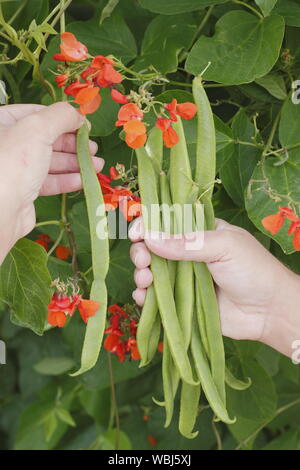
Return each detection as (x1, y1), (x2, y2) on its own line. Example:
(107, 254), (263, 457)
(1, 0), (300, 450)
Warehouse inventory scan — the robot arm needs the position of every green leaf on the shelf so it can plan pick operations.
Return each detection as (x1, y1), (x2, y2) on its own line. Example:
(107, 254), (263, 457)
(89, 87), (120, 137)
(246, 101), (300, 254)
(262, 429), (300, 450)
(255, 73), (287, 100)
(107, 240), (135, 304)
(273, 0), (300, 27)
(220, 110), (261, 206)
(255, 0), (278, 16)
(55, 407), (76, 427)
(186, 11), (285, 85)
(227, 358), (277, 421)
(0, 239), (52, 335)
(138, 0), (229, 15)
(135, 14), (196, 74)
(33, 357), (75, 376)
(44, 412), (58, 442)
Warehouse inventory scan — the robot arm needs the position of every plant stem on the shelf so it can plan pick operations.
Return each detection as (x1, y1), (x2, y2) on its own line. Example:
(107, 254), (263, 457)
(233, 0), (264, 19)
(35, 220), (61, 228)
(191, 6), (214, 46)
(107, 352), (120, 451)
(47, 229), (65, 257)
(167, 80), (193, 88)
(235, 397), (300, 450)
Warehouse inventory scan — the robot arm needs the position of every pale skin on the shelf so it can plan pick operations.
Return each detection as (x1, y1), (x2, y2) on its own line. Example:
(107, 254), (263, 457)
(0, 102), (104, 263)
(129, 217), (300, 359)
(1, 102), (299, 359)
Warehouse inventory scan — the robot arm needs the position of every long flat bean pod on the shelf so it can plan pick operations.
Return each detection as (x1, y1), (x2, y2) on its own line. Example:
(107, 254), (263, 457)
(136, 147), (198, 386)
(191, 319), (235, 424)
(170, 118), (194, 348)
(179, 377), (201, 439)
(71, 122), (109, 376)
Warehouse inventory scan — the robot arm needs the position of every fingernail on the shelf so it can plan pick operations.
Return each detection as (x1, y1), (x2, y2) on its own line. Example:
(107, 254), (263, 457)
(89, 140), (98, 154)
(129, 219), (141, 240)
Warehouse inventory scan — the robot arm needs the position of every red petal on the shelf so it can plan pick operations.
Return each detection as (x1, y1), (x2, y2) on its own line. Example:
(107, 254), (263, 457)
(78, 299), (99, 323)
(293, 230), (300, 251)
(261, 212), (284, 235)
(176, 102), (197, 120)
(162, 127), (179, 148)
(48, 311), (67, 328)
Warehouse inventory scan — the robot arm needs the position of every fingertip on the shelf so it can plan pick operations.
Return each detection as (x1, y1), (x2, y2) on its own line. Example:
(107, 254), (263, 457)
(92, 156), (104, 172)
(134, 268), (153, 289)
(132, 288), (146, 307)
(89, 140), (98, 155)
(128, 217), (144, 242)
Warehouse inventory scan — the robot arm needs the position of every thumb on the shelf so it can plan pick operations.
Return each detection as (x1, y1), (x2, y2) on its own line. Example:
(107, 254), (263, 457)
(144, 220), (240, 264)
(15, 102), (85, 143)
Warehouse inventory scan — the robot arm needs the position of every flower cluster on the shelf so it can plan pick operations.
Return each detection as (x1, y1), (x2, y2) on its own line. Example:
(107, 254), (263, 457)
(48, 279), (99, 327)
(104, 304), (140, 362)
(54, 32), (123, 115)
(53, 33), (197, 150)
(97, 165), (141, 222)
(35, 233), (71, 260)
(262, 206), (300, 250)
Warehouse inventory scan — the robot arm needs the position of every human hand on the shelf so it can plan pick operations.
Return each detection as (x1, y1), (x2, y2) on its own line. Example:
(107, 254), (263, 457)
(129, 217), (300, 358)
(0, 102), (103, 261)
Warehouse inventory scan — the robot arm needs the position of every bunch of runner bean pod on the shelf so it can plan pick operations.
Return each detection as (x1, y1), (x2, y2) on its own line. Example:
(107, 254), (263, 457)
(135, 76), (251, 438)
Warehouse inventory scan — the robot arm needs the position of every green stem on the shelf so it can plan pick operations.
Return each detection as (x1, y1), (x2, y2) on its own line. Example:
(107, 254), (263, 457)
(47, 229), (65, 257)
(191, 6), (214, 46)
(235, 397), (300, 450)
(233, 0), (264, 18)
(107, 352), (120, 451)
(167, 80), (193, 88)
(35, 220), (61, 228)
(2, 66), (21, 103)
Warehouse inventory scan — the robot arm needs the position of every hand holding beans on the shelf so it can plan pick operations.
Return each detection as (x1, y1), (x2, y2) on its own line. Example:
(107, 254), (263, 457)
(129, 216), (300, 359)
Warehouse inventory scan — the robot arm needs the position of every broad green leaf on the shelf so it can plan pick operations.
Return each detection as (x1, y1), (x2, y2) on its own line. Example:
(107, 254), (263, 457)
(89, 87), (120, 137)
(273, 0), (300, 27)
(246, 101), (300, 253)
(102, 429), (132, 450)
(134, 14), (196, 74)
(44, 413), (57, 442)
(228, 415), (265, 449)
(33, 357), (75, 376)
(55, 408), (76, 427)
(255, 73), (287, 100)
(255, 0), (278, 16)
(220, 110), (261, 206)
(262, 429), (300, 450)
(0, 239), (52, 335)
(186, 11), (285, 85)
(227, 358), (277, 421)
(138, 0), (229, 15)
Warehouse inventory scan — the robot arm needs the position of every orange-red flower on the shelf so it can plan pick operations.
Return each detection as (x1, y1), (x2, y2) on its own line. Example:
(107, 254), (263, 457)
(127, 338), (141, 360)
(55, 73), (69, 88)
(64, 79), (90, 97)
(81, 55), (123, 88)
(74, 86), (102, 115)
(111, 89), (129, 104)
(165, 98), (197, 121)
(78, 299), (99, 323)
(55, 245), (71, 260)
(35, 233), (51, 251)
(119, 196), (141, 222)
(48, 311), (67, 328)
(261, 212), (285, 235)
(157, 341), (164, 354)
(124, 120), (147, 149)
(115, 103), (143, 126)
(53, 32), (88, 62)
(156, 117), (179, 148)
(147, 435), (158, 447)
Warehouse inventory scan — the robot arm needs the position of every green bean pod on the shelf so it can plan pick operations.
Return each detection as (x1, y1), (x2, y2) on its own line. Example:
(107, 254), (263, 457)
(71, 123), (109, 376)
(225, 367), (252, 391)
(179, 378), (201, 439)
(136, 147), (198, 386)
(170, 118), (194, 348)
(191, 320), (235, 424)
(137, 286), (159, 367)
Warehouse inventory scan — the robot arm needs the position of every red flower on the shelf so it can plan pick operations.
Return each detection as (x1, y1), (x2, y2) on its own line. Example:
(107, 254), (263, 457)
(64, 79), (90, 97)
(261, 212), (285, 235)
(124, 120), (147, 149)
(74, 86), (102, 115)
(115, 103), (143, 126)
(81, 55), (123, 88)
(35, 239), (48, 250)
(165, 99), (197, 121)
(78, 299), (99, 323)
(293, 229), (300, 251)
(127, 338), (141, 361)
(279, 206), (298, 222)
(55, 73), (69, 88)
(119, 196), (141, 222)
(157, 341), (164, 354)
(55, 245), (71, 260)
(54, 32), (88, 62)
(156, 117), (179, 148)
(111, 89), (129, 104)
(147, 435), (158, 447)
(109, 166), (119, 180)
(35, 233), (51, 251)
(108, 304), (128, 317)
(48, 310), (67, 328)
